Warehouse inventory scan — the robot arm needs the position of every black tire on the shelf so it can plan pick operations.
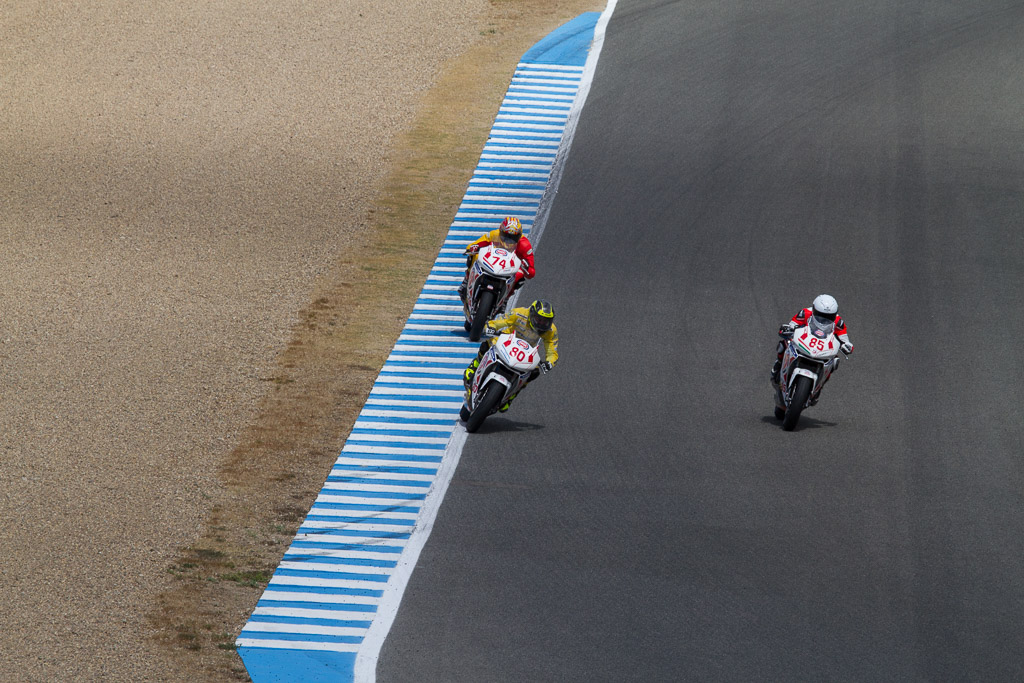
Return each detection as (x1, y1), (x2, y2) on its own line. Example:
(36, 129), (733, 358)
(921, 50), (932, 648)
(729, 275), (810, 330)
(466, 381), (504, 433)
(459, 404), (470, 422)
(774, 406), (786, 421)
(468, 290), (495, 341)
(782, 375), (813, 431)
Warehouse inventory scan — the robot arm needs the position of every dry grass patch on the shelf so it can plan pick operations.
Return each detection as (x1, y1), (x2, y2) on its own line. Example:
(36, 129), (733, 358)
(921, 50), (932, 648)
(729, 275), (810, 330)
(149, 0), (601, 679)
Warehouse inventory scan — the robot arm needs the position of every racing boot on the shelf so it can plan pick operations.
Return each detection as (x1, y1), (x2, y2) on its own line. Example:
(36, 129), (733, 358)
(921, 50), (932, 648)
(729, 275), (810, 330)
(498, 392), (518, 413)
(457, 277), (468, 304)
(770, 359), (782, 386)
(463, 357), (480, 388)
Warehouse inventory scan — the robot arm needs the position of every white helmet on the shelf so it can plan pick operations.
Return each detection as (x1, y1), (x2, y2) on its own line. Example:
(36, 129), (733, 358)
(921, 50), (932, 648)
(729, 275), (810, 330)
(812, 294), (839, 322)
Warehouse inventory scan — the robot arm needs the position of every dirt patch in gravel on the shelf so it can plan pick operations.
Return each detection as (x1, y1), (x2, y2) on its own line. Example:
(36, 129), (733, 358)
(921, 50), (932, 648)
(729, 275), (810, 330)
(1, 0), (599, 680)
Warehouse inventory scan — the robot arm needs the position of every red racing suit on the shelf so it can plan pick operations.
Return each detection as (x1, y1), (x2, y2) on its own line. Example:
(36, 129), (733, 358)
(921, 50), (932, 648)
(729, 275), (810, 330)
(465, 230), (535, 284)
(778, 307), (853, 360)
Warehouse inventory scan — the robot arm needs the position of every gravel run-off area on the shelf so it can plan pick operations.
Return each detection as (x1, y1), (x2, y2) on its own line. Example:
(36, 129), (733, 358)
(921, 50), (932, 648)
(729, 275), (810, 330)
(0, 1), (598, 679)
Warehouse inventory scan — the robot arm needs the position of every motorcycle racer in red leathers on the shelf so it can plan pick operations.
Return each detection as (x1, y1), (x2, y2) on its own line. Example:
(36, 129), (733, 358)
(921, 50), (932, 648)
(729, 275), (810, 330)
(457, 216), (535, 303)
(771, 294), (854, 386)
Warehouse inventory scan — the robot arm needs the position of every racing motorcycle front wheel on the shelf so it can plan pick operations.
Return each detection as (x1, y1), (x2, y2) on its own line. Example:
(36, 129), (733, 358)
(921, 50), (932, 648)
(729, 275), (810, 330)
(782, 375), (813, 431)
(465, 382), (504, 433)
(468, 290), (496, 342)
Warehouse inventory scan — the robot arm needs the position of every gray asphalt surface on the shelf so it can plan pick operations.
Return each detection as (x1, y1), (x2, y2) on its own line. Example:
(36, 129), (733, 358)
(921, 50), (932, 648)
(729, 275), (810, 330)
(379, 1), (1024, 680)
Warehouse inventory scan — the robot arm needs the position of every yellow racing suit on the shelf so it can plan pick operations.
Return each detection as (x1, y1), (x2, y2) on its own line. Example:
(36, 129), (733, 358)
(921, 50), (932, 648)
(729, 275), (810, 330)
(463, 307), (558, 410)
(485, 307), (558, 367)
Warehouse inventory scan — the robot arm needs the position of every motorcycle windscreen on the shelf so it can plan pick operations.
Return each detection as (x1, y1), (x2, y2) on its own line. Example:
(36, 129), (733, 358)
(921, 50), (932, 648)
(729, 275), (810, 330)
(808, 315), (835, 338)
(509, 324), (543, 350)
(495, 233), (518, 251)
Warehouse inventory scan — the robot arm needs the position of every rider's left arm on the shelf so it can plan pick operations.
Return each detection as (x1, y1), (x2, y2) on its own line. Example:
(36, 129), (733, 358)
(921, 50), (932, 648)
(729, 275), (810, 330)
(542, 325), (559, 366)
(834, 316), (851, 346)
(518, 240), (536, 278)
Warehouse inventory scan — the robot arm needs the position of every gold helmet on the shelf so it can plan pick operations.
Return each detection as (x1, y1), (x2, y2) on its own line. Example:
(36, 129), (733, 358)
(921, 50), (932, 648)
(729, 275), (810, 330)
(498, 216), (523, 242)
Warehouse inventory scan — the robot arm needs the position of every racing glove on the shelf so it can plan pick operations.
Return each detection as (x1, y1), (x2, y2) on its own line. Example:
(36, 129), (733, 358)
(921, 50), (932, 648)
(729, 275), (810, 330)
(779, 322), (797, 338)
(539, 361), (552, 374)
(464, 245), (480, 255)
(840, 342), (854, 355)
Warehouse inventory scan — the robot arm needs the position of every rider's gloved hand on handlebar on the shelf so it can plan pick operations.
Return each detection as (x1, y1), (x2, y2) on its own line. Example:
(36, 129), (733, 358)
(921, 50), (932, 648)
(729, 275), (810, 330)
(779, 322), (797, 338)
(841, 342), (853, 355)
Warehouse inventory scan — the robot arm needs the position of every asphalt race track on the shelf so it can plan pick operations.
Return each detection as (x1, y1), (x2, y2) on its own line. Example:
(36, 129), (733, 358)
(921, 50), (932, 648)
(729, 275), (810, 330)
(378, 1), (1024, 680)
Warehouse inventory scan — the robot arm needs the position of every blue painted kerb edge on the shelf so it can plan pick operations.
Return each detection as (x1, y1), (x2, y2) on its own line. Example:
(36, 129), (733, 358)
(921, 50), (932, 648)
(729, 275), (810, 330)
(237, 11), (599, 683)
(522, 12), (600, 66)
(241, 651), (356, 683)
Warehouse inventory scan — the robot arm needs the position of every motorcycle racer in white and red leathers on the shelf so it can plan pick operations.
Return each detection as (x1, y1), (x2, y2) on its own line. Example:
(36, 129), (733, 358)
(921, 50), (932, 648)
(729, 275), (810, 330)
(771, 294), (853, 385)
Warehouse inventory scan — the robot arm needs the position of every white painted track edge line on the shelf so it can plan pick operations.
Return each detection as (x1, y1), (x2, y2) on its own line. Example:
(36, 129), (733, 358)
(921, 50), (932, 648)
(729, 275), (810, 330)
(354, 426), (467, 682)
(530, 0), (617, 249)
(352, 4), (618, 681)
(236, 639), (361, 653)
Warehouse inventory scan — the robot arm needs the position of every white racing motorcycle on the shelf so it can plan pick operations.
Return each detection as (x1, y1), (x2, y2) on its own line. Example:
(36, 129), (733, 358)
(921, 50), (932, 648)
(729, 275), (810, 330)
(463, 243), (523, 341)
(774, 316), (849, 431)
(460, 332), (542, 433)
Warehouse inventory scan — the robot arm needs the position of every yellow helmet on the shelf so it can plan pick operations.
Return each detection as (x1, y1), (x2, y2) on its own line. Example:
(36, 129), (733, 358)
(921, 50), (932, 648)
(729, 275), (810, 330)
(528, 300), (554, 333)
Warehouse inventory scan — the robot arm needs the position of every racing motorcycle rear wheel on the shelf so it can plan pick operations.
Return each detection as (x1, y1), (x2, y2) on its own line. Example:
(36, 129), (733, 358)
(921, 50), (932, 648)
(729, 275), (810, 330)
(782, 375), (813, 431)
(466, 382), (504, 433)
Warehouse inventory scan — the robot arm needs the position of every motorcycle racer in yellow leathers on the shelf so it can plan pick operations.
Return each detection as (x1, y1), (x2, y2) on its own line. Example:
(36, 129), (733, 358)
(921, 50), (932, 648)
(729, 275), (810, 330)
(463, 300), (558, 413)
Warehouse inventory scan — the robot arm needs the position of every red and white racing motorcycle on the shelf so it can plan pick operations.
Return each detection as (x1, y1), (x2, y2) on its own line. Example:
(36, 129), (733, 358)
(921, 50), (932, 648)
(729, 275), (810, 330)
(460, 332), (542, 433)
(463, 244), (523, 341)
(774, 316), (849, 431)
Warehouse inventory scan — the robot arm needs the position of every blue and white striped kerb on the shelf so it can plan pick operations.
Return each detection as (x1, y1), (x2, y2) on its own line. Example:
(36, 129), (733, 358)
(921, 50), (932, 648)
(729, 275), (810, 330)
(237, 11), (600, 683)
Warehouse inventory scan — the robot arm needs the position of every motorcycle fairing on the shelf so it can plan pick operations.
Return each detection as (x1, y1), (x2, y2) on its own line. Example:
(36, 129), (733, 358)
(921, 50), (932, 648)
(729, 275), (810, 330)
(779, 323), (841, 408)
(464, 245), (523, 324)
(466, 333), (540, 412)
